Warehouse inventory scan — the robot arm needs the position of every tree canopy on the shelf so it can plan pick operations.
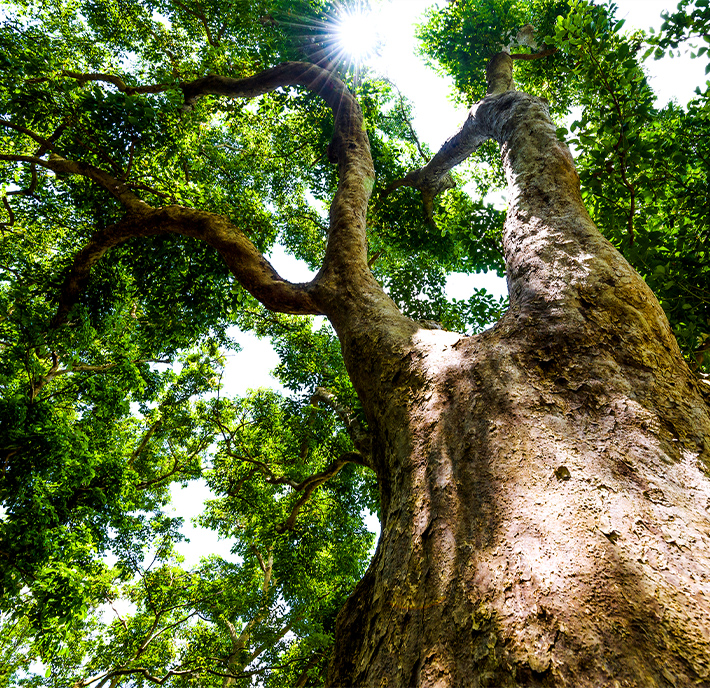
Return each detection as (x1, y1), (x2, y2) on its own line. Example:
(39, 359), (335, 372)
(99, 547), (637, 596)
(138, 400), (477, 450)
(1, 0), (709, 685)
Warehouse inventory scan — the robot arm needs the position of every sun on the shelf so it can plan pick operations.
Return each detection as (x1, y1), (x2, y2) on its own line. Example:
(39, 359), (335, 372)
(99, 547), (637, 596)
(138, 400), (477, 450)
(336, 7), (381, 63)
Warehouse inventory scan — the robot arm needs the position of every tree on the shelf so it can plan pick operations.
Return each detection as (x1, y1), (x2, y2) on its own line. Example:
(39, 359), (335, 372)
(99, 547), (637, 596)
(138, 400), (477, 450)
(1, 0), (710, 685)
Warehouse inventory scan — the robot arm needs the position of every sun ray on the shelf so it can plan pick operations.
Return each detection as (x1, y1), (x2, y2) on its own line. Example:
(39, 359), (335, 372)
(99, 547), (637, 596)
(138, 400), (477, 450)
(273, 2), (380, 87)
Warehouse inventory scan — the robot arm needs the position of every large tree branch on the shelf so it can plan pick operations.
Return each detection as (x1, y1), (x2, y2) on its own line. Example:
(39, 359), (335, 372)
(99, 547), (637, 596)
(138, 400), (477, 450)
(7, 62), (379, 325)
(50, 205), (322, 326)
(180, 62), (375, 283)
(380, 54), (514, 223)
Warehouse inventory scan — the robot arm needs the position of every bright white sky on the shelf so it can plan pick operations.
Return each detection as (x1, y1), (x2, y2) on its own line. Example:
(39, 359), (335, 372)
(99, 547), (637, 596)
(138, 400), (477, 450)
(171, 0), (704, 567)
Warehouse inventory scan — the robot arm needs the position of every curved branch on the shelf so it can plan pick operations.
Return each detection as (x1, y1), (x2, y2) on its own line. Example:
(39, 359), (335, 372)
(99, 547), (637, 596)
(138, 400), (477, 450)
(10, 62), (377, 323)
(7, 164), (38, 198)
(51, 205), (321, 326)
(379, 54), (513, 223)
(0, 119), (60, 151)
(276, 453), (359, 533)
(181, 62), (375, 280)
(0, 196), (15, 229)
(60, 71), (173, 95)
(0, 153), (147, 212)
(50, 215), (160, 326)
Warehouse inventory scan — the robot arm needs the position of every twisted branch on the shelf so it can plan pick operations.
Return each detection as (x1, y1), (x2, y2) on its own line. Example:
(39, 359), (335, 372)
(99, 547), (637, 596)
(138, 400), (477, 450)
(4, 61), (375, 324)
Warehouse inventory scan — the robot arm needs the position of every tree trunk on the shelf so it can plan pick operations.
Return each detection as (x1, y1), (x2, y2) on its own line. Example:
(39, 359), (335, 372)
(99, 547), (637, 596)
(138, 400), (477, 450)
(326, 88), (710, 686)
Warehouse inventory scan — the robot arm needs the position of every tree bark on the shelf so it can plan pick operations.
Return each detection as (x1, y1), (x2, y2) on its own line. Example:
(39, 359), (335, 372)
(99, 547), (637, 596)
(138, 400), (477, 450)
(326, 77), (710, 686)
(25, 56), (710, 686)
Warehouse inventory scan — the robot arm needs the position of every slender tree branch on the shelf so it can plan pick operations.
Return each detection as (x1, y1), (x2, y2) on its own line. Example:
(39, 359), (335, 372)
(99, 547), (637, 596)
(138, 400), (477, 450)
(60, 71), (172, 95)
(311, 386), (372, 458)
(583, 46), (637, 243)
(6, 164), (38, 198)
(0, 196), (15, 229)
(34, 357), (171, 398)
(74, 666), (198, 688)
(276, 454), (360, 533)
(173, 0), (219, 46)
(294, 652), (325, 688)
(130, 421), (163, 467)
(0, 119), (60, 152)
(0, 153), (147, 212)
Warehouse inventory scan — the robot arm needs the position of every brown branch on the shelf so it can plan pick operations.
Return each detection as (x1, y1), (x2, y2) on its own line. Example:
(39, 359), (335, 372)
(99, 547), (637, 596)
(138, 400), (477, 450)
(6, 164), (38, 199)
(74, 666), (198, 688)
(0, 153), (147, 212)
(276, 453), (358, 533)
(180, 62), (375, 283)
(180, 62), (354, 114)
(222, 451), (298, 488)
(0, 119), (60, 151)
(0, 196), (15, 229)
(380, 53), (514, 224)
(294, 652), (325, 688)
(61, 71), (172, 95)
(49, 205), (321, 328)
(35, 120), (70, 157)
(173, 0), (219, 47)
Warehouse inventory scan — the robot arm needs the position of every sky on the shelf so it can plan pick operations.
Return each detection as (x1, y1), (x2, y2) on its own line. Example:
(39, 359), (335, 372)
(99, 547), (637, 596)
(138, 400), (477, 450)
(170, 0), (704, 567)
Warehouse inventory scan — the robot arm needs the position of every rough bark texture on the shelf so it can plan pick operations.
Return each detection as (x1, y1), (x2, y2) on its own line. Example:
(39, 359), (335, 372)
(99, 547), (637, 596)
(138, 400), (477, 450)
(31, 58), (710, 686)
(326, 81), (710, 686)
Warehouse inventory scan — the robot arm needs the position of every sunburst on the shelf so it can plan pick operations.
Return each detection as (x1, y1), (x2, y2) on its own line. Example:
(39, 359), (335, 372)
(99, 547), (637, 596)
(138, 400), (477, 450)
(337, 6), (381, 63)
(276, 1), (382, 87)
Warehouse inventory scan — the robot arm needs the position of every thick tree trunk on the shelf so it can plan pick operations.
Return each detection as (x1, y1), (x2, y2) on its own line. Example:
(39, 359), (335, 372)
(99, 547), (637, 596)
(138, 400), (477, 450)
(326, 89), (710, 686)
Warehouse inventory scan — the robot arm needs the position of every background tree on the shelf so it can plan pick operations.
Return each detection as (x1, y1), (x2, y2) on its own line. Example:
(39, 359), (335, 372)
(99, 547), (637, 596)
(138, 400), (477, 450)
(1, 0), (710, 686)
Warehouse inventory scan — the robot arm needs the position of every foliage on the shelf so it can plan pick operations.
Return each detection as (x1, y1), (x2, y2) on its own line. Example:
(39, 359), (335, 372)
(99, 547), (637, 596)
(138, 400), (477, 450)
(1, 0), (709, 685)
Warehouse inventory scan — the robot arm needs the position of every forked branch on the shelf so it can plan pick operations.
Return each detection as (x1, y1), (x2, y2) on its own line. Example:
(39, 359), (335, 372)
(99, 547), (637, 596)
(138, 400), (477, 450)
(5, 61), (375, 323)
(276, 453), (360, 533)
(380, 53), (515, 223)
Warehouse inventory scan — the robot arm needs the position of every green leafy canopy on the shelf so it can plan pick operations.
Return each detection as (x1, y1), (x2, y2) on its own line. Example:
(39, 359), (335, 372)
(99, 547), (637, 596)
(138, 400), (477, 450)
(1, 0), (709, 685)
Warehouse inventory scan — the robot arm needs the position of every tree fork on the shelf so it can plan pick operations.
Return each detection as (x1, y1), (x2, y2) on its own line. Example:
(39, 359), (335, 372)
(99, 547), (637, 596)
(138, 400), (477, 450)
(327, 55), (710, 687)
